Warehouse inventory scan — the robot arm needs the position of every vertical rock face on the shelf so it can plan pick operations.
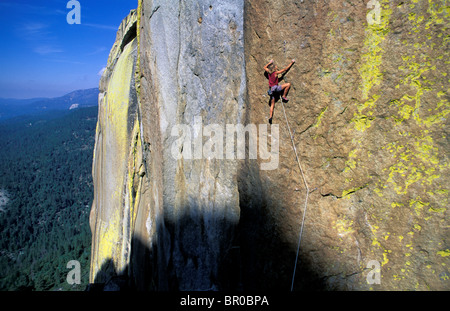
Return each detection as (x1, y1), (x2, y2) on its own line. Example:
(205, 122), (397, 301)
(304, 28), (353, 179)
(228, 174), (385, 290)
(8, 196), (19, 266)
(90, 0), (449, 290)
(91, 0), (245, 290)
(243, 0), (449, 290)
(90, 10), (139, 284)
(135, 0), (245, 290)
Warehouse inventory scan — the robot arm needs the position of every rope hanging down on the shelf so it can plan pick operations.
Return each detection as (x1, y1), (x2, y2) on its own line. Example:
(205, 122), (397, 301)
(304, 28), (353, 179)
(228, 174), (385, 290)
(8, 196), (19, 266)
(280, 100), (311, 292)
(280, 39), (311, 291)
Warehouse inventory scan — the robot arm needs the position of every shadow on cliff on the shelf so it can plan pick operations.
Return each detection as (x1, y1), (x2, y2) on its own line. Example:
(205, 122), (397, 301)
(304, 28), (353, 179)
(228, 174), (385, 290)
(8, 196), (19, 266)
(87, 235), (167, 291)
(87, 195), (325, 292)
(236, 158), (326, 292)
(88, 165), (325, 291)
(87, 215), (244, 291)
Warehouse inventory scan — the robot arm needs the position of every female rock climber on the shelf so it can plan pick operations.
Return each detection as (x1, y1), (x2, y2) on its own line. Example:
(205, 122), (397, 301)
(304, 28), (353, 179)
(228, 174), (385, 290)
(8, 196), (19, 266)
(264, 59), (295, 124)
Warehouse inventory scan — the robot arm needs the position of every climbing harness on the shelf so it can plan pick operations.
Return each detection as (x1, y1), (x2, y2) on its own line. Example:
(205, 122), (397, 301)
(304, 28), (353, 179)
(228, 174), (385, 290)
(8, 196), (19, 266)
(279, 40), (311, 292)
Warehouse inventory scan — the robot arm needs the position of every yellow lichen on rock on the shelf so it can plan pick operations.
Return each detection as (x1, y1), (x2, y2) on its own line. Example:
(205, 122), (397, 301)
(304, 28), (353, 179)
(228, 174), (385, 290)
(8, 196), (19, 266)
(89, 20), (139, 282)
(88, 0), (449, 291)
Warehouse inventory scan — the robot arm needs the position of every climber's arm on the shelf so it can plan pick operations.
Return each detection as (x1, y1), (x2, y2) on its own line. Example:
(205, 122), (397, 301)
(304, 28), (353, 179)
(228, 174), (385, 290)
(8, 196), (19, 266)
(264, 59), (274, 73)
(276, 59), (295, 75)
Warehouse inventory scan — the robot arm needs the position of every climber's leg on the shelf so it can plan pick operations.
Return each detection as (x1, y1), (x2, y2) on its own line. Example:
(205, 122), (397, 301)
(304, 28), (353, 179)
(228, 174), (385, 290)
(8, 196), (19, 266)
(281, 82), (291, 102)
(269, 96), (275, 124)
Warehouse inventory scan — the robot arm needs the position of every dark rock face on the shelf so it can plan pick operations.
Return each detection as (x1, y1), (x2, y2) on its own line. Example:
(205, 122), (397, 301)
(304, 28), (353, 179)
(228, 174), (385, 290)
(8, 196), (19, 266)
(89, 0), (449, 291)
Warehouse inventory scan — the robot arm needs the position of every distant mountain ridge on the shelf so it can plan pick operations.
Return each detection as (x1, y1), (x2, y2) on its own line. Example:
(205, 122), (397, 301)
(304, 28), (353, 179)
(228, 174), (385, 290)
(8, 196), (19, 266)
(0, 88), (99, 121)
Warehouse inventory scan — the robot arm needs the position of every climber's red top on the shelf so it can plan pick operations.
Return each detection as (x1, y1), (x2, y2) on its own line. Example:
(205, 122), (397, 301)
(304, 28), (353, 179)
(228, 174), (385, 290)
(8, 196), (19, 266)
(268, 72), (279, 87)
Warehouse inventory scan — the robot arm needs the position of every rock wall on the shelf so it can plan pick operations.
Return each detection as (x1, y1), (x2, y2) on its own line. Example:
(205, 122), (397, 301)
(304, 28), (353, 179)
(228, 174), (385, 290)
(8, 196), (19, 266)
(134, 0), (245, 291)
(243, 0), (449, 291)
(90, 0), (449, 291)
(89, 10), (139, 285)
(91, 0), (246, 290)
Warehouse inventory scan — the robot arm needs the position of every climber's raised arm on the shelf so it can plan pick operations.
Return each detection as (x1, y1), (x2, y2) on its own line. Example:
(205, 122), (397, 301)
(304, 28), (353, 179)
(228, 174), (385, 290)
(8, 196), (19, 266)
(276, 59), (295, 75)
(264, 59), (274, 73)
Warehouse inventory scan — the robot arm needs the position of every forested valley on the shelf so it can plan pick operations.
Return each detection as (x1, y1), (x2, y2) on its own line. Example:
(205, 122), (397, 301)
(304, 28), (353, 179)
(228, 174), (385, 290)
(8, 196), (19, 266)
(0, 106), (97, 290)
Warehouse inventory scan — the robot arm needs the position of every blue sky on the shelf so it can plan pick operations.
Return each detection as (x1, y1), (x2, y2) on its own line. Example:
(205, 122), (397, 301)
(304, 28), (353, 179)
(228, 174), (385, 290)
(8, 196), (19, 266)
(0, 0), (138, 99)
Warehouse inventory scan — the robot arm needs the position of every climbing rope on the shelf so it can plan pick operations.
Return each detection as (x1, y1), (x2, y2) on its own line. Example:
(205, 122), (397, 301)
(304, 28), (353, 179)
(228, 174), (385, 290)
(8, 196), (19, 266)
(280, 97), (310, 292)
(277, 40), (311, 291)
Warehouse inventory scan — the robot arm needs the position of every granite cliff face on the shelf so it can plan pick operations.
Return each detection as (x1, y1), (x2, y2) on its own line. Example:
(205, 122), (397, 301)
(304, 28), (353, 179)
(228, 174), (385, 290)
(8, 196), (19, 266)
(90, 0), (449, 290)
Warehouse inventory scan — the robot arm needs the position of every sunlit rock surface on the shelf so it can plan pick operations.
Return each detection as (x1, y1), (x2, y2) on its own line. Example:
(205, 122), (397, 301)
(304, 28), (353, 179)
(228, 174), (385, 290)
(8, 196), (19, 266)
(89, 0), (449, 291)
